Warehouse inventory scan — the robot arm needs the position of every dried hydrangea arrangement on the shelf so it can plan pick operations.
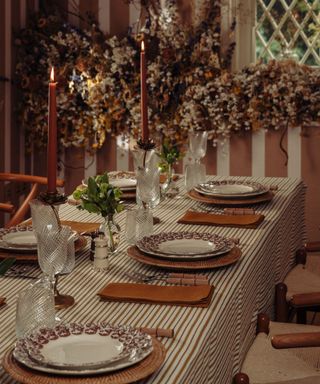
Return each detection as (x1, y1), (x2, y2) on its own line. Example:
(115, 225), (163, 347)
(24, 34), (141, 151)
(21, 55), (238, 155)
(14, 0), (319, 156)
(14, 1), (230, 154)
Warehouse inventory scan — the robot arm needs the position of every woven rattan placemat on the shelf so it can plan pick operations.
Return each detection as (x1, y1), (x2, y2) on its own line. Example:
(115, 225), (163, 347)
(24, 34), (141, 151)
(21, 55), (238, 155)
(127, 246), (242, 270)
(188, 189), (274, 206)
(2, 338), (166, 384)
(0, 236), (87, 262)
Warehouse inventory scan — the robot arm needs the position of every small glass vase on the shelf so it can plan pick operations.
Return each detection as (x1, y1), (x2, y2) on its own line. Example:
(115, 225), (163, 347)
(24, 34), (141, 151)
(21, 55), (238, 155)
(99, 215), (121, 255)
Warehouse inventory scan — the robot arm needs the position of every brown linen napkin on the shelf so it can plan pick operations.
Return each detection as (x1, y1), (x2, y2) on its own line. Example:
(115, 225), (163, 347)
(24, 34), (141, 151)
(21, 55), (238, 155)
(0, 297), (6, 307)
(98, 283), (214, 307)
(159, 174), (179, 184)
(177, 210), (264, 229)
(60, 221), (100, 234)
(23, 219), (100, 234)
(138, 327), (174, 338)
(223, 208), (255, 215)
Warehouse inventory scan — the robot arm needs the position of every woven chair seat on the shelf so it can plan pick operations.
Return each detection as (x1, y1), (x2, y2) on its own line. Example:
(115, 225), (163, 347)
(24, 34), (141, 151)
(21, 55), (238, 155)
(241, 321), (320, 384)
(285, 264), (320, 301)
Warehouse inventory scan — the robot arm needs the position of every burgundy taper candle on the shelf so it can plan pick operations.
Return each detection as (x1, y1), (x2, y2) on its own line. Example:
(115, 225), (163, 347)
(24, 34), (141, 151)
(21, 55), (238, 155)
(140, 41), (149, 142)
(47, 67), (57, 194)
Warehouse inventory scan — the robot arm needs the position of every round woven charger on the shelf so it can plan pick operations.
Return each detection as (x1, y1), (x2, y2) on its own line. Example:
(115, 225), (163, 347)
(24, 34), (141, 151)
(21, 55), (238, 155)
(127, 246), (242, 270)
(2, 338), (165, 384)
(188, 189), (274, 206)
(0, 236), (87, 263)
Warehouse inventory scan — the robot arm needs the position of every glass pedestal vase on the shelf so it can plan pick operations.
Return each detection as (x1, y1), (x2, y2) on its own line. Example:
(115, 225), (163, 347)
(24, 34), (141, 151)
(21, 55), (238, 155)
(98, 215), (121, 255)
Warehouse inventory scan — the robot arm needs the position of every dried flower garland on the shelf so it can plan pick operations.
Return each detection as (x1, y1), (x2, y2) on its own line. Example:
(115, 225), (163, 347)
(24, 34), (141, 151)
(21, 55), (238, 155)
(14, 0), (319, 155)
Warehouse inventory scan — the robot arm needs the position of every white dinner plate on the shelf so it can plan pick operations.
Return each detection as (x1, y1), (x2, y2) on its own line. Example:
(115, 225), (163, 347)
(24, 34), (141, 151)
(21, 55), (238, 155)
(0, 227), (37, 251)
(136, 232), (234, 260)
(2, 231), (37, 248)
(82, 171), (137, 191)
(14, 323), (153, 376)
(0, 227), (79, 252)
(109, 171), (136, 191)
(110, 178), (137, 190)
(195, 180), (269, 198)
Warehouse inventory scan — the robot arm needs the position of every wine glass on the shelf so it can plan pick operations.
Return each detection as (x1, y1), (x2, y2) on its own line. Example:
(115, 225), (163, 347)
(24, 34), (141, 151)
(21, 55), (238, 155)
(188, 131), (208, 164)
(36, 225), (75, 309)
(133, 147), (160, 239)
(185, 131), (208, 190)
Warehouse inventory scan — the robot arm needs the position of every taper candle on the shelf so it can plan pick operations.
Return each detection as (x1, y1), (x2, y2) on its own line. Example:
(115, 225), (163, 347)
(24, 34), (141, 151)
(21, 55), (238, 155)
(47, 67), (57, 194)
(140, 41), (149, 142)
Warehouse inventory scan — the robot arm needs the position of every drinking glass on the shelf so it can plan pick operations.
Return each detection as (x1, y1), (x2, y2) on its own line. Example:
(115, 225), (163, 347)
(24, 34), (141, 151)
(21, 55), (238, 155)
(36, 225), (75, 309)
(29, 199), (60, 232)
(54, 233), (76, 309)
(136, 167), (160, 209)
(125, 208), (153, 245)
(185, 131), (208, 190)
(15, 276), (55, 339)
(185, 163), (206, 191)
(188, 131), (208, 164)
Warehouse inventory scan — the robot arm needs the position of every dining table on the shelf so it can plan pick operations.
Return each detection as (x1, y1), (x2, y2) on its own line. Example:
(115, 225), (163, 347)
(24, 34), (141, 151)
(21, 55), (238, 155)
(0, 176), (306, 383)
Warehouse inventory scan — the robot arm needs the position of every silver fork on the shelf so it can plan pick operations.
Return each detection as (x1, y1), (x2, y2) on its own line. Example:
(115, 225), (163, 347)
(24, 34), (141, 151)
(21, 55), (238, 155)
(3, 265), (39, 280)
(125, 271), (209, 284)
(125, 271), (168, 283)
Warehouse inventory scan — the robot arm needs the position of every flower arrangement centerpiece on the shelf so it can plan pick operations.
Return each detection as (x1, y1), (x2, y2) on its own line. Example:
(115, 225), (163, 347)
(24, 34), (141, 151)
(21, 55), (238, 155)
(72, 173), (123, 253)
(14, 0), (320, 159)
(14, 1), (232, 156)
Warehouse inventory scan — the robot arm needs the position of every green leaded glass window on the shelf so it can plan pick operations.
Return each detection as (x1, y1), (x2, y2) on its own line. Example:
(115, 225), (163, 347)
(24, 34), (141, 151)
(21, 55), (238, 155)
(256, 0), (320, 65)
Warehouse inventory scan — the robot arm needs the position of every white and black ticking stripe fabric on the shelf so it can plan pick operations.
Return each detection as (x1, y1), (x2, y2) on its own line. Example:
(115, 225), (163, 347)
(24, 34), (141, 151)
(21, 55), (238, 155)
(0, 176), (306, 384)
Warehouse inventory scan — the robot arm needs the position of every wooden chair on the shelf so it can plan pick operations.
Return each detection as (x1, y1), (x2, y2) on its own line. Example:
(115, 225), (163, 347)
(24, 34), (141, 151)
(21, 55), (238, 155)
(275, 243), (320, 324)
(0, 173), (64, 228)
(234, 313), (320, 384)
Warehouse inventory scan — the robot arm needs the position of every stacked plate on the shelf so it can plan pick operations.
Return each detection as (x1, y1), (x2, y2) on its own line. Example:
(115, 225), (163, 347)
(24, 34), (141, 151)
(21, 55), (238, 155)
(82, 171), (136, 200)
(13, 322), (153, 376)
(194, 180), (269, 199)
(108, 171), (136, 193)
(0, 227), (79, 254)
(0, 227), (37, 253)
(136, 231), (234, 261)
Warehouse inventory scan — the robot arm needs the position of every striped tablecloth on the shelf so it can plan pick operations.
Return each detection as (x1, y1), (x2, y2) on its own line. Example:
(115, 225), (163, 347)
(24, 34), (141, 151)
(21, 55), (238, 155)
(0, 176), (306, 383)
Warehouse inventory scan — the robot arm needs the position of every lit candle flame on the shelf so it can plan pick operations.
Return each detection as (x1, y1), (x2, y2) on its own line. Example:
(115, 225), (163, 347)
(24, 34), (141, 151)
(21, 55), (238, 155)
(50, 67), (55, 82)
(141, 41), (145, 52)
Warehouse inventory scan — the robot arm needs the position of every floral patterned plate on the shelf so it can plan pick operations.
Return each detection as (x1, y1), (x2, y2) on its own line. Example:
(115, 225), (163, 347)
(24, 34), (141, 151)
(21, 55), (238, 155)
(136, 232), (234, 260)
(82, 171), (136, 191)
(13, 323), (153, 376)
(0, 226), (79, 253)
(0, 227), (37, 252)
(108, 171), (136, 191)
(195, 180), (269, 198)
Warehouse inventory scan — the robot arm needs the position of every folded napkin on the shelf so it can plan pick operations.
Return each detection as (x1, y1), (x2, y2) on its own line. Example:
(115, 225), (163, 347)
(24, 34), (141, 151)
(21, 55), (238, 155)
(0, 297), (6, 307)
(98, 283), (214, 307)
(60, 221), (100, 234)
(24, 219), (100, 234)
(138, 327), (174, 338)
(223, 207), (255, 215)
(177, 210), (264, 229)
(159, 174), (179, 184)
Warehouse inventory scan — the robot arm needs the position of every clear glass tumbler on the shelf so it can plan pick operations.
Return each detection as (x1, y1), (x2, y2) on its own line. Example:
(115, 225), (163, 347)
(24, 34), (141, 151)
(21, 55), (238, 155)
(36, 226), (71, 278)
(188, 131), (208, 163)
(185, 163), (206, 191)
(125, 208), (153, 245)
(15, 276), (55, 339)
